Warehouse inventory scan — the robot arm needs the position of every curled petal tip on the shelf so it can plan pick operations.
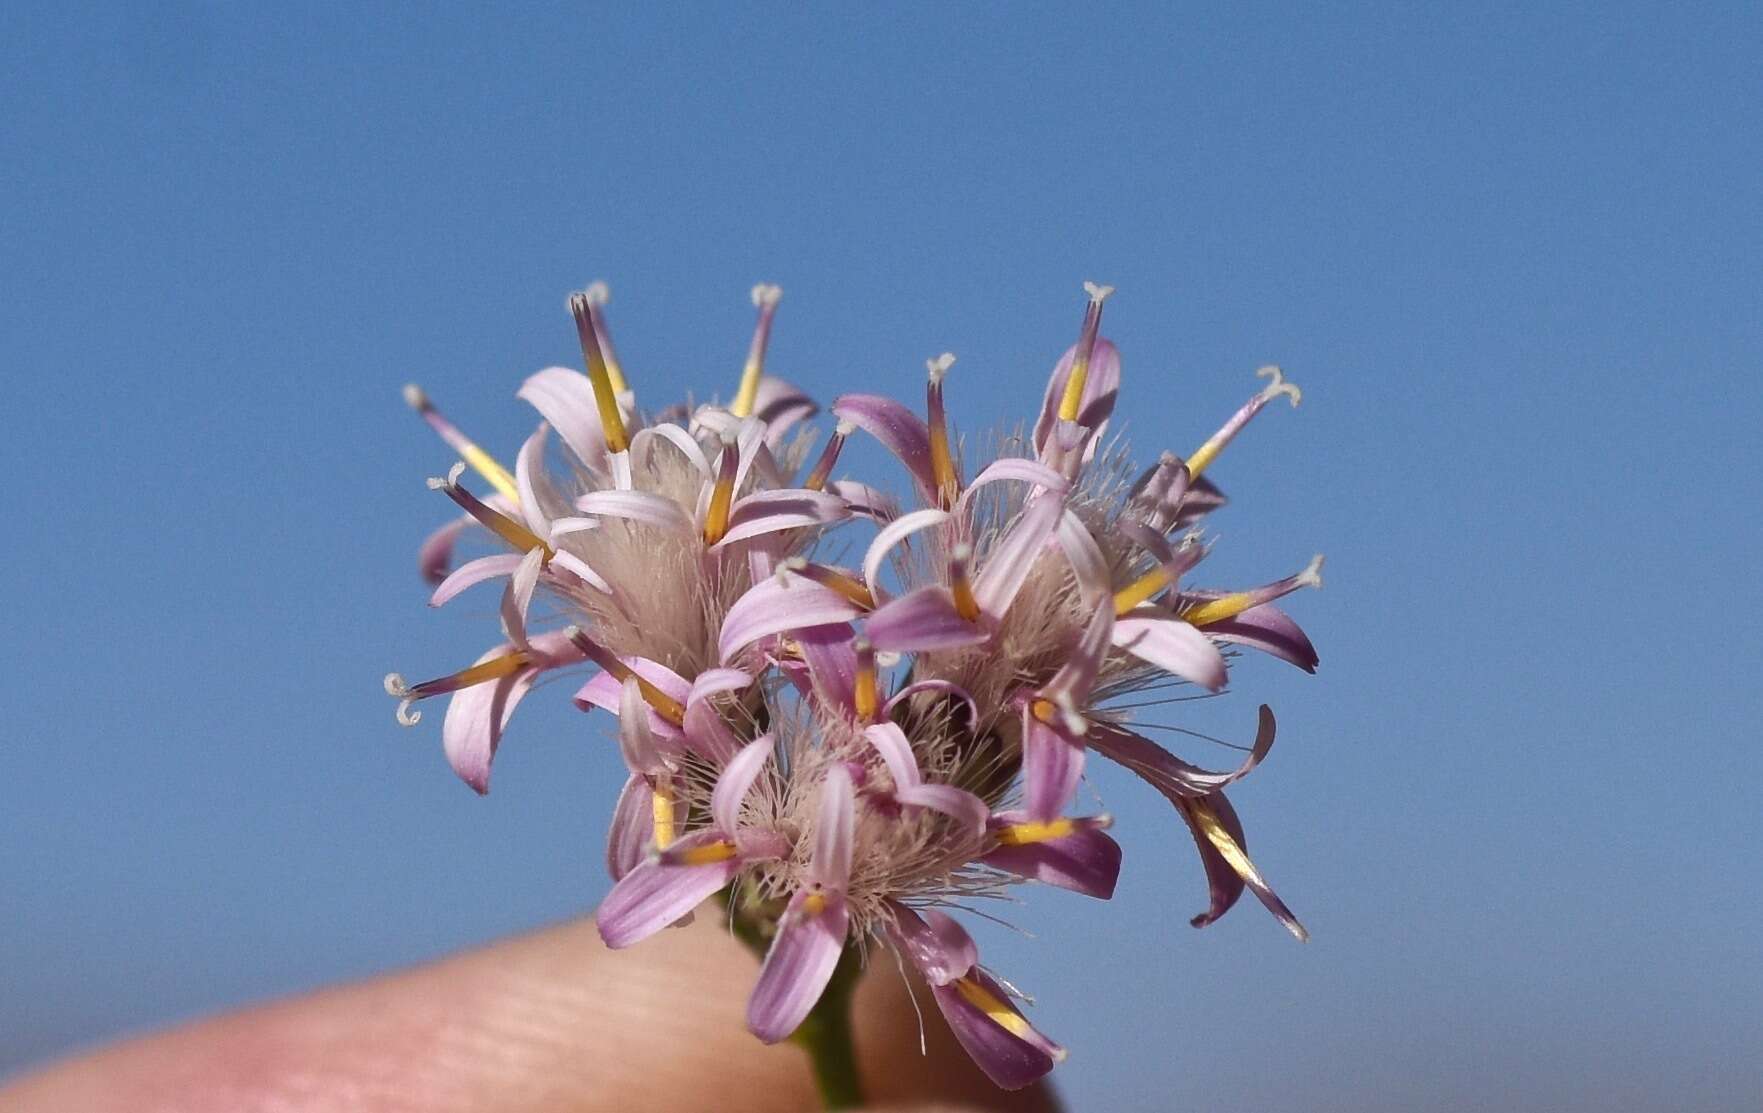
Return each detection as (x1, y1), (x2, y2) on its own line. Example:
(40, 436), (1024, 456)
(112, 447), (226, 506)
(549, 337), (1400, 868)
(1256, 365), (1302, 407)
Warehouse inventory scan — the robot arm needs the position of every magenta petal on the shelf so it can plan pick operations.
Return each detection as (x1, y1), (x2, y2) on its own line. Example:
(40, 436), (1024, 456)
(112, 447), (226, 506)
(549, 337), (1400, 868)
(518, 366), (608, 471)
(865, 586), (988, 653)
(1112, 613), (1228, 691)
(606, 773), (652, 881)
(832, 393), (937, 501)
(1175, 473), (1228, 525)
(1021, 711), (1085, 822)
(1180, 791), (1307, 940)
(895, 783), (989, 836)
(1204, 602), (1320, 673)
(597, 848), (739, 949)
(429, 553), (526, 607)
(719, 571), (867, 664)
(885, 903), (977, 987)
(973, 493), (1063, 617)
(984, 815), (1121, 900)
(1086, 708), (1276, 797)
(747, 890), (850, 1043)
(930, 970), (1062, 1091)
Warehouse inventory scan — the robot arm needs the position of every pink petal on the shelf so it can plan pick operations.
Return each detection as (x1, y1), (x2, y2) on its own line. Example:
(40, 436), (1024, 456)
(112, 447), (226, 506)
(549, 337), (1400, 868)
(894, 783), (989, 836)
(440, 658), (539, 795)
(1203, 602), (1320, 673)
(596, 847), (740, 949)
(983, 813), (1121, 900)
(1042, 603), (1114, 704)
(864, 585), (987, 653)
(718, 572), (867, 664)
(1111, 613), (1228, 691)
(514, 423), (570, 538)
(606, 773), (652, 881)
(418, 511), (478, 585)
(828, 479), (900, 522)
(862, 507), (951, 599)
(1179, 791), (1307, 940)
(1085, 707), (1276, 798)
(714, 490), (849, 547)
(575, 490), (695, 534)
(972, 493), (1062, 617)
(746, 890), (849, 1043)
(1033, 337), (1121, 458)
(429, 553), (526, 607)
(955, 458), (1069, 519)
(832, 393), (936, 501)
(630, 422), (711, 478)
(812, 765), (855, 888)
(883, 679), (980, 733)
(498, 544), (546, 647)
(862, 722), (922, 790)
(1053, 511), (1110, 607)
(618, 678), (670, 776)
(573, 657), (692, 740)
(1020, 710), (1084, 822)
(751, 375), (819, 445)
(518, 367), (608, 472)
(684, 667), (752, 763)
(712, 735), (774, 834)
(795, 624), (858, 715)
(930, 970), (1062, 1091)
(885, 903), (976, 987)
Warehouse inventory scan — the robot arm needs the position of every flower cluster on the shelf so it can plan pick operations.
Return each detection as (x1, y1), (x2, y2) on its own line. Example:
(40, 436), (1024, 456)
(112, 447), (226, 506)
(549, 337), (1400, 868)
(386, 281), (1321, 1090)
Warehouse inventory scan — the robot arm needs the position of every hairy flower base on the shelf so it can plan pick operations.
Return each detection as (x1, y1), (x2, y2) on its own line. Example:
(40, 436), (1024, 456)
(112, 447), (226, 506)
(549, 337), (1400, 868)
(386, 281), (1323, 1093)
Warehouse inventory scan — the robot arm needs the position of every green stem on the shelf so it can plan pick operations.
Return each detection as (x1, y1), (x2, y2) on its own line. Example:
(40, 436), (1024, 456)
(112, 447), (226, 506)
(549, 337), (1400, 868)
(719, 888), (867, 1110)
(790, 946), (865, 1109)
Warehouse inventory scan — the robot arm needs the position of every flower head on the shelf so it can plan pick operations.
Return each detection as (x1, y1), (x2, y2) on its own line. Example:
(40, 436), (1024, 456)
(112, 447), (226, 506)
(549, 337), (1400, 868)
(386, 281), (1322, 1090)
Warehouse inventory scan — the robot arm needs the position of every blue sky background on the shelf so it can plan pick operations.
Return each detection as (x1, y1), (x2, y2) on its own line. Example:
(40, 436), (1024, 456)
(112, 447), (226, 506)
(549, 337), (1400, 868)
(4, 4), (1760, 1110)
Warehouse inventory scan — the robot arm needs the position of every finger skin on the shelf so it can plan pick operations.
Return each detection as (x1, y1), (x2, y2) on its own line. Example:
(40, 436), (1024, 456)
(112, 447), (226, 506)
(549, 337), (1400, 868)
(0, 913), (1059, 1113)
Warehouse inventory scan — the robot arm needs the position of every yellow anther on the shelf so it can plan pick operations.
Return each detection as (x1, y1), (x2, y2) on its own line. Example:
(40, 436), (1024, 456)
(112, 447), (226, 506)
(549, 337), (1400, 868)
(1057, 356), (1090, 423)
(702, 439), (739, 545)
(1057, 284), (1113, 423)
(994, 818), (1078, 846)
(570, 293), (629, 454)
(1184, 798), (1266, 889)
(1182, 438), (1225, 481)
(404, 384), (520, 502)
(670, 839), (739, 866)
(433, 469), (550, 557)
(582, 282), (630, 395)
(926, 355), (960, 508)
(950, 545), (981, 623)
(787, 561), (878, 611)
(729, 284), (781, 418)
(651, 785), (677, 850)
(1028, 697), (1058, 724)
(801, 890), (828, 917)
(566, 628), (687, 727)
(1112, 565), (1173, 616)
(1181, 591), (1256, 627)
(1186, 366), (1301, 480)
(854, 644), (878, 722)
(953, 977), (1035, 1041)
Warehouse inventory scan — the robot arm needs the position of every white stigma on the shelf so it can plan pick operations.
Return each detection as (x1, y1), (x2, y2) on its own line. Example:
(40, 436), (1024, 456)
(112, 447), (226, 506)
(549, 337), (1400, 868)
(396, 700), (421, 727)
(585, 281), (611, 306)
(425, 461), (467, 491)
(1256, 365), (1302, 407)
(402, 383), (428, 410)
(1298, 553), (1325, 589)
(383, 673), (410, 696)
(750, 283), (783, 308)
(926, 352), (956, 382)
(834, 419), (857, 438)
(1083, 281), (1116, 303)
(776, 556), (809, 585)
